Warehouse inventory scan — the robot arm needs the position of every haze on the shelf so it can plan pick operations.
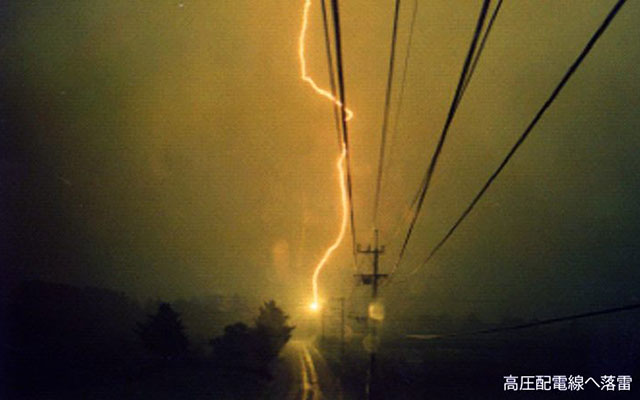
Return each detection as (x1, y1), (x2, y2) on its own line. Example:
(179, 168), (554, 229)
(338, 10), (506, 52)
(2, 0), (640, 325)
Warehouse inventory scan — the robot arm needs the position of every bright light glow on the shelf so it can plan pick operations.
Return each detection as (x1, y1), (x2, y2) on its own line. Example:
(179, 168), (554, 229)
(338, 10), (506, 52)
(368, 301), (385, 321)
(298, 0), (353, 306)
(309, 301), (320, 312)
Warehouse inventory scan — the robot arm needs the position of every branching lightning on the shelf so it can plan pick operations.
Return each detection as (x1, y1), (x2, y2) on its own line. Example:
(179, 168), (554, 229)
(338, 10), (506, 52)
(298, 0), (352, 309)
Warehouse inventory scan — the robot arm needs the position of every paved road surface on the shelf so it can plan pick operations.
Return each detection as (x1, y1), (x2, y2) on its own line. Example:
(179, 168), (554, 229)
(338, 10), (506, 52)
(275, 340), (342, 400)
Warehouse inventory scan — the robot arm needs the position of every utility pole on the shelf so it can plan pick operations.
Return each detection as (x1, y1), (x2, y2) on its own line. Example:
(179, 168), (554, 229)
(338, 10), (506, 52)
(355, 229), (387, 400)
(355, 230), (387, 298)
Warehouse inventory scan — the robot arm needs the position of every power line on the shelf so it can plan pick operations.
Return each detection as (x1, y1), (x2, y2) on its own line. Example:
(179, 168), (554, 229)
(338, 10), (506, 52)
(320, 0), (358, 267)
(390, 0), (420, 151)
(330, 0), (358, 256)
(373, 0), (403, 227)
(459, 0), (504, 99)
(379, 0), (497, 252)
(382, 0), (502, 286)
(390, 0), (491, 276)
(320, 0), (343, 148)
(407, 302), (640, 340)
(403, 0), (497, 217)
(379, 0), (419, 221)
(404, 0), (503, 219)
(394, 0), (628, 282)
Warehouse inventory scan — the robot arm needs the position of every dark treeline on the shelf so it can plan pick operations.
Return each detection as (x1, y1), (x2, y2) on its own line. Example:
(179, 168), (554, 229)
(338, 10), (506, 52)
(3, 279), (294, 399)
(144, 292), (257, 353)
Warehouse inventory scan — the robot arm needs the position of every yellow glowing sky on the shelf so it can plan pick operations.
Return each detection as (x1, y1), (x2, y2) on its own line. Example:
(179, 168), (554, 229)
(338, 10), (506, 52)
(3, 0), (640, 319)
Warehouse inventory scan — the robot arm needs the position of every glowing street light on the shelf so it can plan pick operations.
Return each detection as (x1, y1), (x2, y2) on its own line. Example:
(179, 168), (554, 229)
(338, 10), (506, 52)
(368, 301), (385, 322)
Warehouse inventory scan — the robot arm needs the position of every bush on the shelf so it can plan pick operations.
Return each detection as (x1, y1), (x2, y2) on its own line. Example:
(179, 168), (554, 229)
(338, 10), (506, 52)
(209, 300), (294, 373)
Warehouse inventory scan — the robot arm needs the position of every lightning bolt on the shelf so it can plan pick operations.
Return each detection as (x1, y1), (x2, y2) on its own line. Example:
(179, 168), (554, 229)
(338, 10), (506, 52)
(299, 0), (353, 122)
(299, 0), (352, 309)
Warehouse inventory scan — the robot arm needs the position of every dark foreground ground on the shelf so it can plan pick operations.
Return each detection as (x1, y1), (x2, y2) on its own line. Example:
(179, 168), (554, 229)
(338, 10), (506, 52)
(3, 281), (639, 399)
(4, 320), (639, 400)
(318, 311), (640, 400)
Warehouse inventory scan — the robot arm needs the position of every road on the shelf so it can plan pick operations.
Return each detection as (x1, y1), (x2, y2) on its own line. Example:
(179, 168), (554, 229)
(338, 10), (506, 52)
(275, 339), (342, 400)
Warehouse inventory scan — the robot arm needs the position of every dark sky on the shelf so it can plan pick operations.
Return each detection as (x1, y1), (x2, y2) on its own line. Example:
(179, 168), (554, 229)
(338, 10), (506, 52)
(2, 0), (639, 321)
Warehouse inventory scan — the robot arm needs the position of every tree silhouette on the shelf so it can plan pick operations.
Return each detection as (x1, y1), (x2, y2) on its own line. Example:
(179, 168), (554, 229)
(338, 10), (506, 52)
(254, 300), (295, 361)
(209, 322), (263, 370)
(136, 302), (189, 360)
(209, 300), (294, 373)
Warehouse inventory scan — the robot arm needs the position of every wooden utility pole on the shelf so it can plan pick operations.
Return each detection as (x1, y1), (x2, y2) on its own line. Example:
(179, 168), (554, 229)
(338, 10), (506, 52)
(355, 229), (387, 400)
(355, 230), (387, 297)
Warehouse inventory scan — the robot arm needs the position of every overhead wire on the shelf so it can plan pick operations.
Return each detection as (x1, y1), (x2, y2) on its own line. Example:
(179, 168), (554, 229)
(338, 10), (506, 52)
(386, 0), (420, 168)
(379, 0), (420, 241)
(330, 0), (358, 258)
(407, 302), (640, 340)
(320, 0), (358, 268)
(459, 0), (504, 98)
(391, 0), (628, 284)
(383, 0), (503, 287)
(372, 0), (403, 227)
(405, 0), (498, 210)
(389, 0), (492, 277)
(384, 0), (504, 282)
(320, 0), (343, 148)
